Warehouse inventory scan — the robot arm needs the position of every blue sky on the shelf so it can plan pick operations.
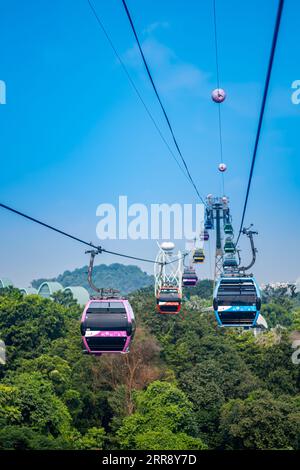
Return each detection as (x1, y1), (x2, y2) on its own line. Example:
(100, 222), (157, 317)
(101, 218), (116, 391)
(0, 0), (299, 286)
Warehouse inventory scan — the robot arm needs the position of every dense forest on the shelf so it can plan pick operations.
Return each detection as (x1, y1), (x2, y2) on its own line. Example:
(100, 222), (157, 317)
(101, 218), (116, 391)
(0, 279), (300, 450)
(32, 263), (154, 295)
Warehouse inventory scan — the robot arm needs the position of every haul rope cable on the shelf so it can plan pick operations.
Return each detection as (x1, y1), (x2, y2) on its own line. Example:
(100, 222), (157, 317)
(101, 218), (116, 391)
(213, 0), (225, 196)
(235, 0), (284, 247)
(120, 0), (207, 207)
(0, 202), (181, 266)
(87, 0), (191, 185)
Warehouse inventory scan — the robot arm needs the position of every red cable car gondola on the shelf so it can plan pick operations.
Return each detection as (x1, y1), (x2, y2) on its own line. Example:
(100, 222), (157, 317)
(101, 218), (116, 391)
(156, 286), (182, 314)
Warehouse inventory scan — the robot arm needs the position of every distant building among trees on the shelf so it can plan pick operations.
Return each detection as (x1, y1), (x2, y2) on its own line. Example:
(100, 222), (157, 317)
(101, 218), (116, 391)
(0, 278), (89, 306)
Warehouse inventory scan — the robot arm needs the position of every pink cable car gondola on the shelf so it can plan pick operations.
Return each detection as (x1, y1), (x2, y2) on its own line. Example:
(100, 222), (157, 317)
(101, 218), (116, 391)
(80, 250), (135, 355)
(200, 230), (209, 241)
(81, 298), (135, 354)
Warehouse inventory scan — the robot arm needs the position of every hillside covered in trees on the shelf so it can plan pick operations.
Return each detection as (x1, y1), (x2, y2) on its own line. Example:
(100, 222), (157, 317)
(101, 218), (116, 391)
(0, 281), (299, 450)
(32, 263), (154, 295)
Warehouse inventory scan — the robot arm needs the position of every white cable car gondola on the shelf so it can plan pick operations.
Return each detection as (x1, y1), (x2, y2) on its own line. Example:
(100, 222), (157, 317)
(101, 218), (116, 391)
(154, 243), (183, 315)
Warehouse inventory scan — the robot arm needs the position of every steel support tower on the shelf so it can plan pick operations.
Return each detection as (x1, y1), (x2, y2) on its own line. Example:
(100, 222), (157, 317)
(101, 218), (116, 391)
(206, 196), (230, 280)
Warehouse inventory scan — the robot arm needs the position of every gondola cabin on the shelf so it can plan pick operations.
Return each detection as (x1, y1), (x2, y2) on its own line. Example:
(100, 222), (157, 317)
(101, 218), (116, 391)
(223, 256), (238, 268)
(213, 277), (261, 328)
(81, 299), (135, 355)
(223, 223), (234, 235)
(224, 238), (236, 254)
(204, 219), (214, 230)
(200, 230), (209, 241)
(156, 286), (182, 314)
(182, 268), (198, 287)
(193, 248), (205, 264)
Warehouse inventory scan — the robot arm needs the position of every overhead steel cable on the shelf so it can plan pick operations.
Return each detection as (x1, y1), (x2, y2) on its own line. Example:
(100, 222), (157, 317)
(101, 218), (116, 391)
(86, 0), (190, 184)
(235, 0), (284, 247)
(120, 0), (206, 206)
(212, 0), (221, 92)
(0, 202), (179, 266)
(212, 0), (225, 196)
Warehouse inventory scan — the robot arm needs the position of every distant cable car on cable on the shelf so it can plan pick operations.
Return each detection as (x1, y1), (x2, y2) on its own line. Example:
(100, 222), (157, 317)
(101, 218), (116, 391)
(156, 286), (182, 314)
(193, 248), (205, 264)
(218, 163), (227, 172)
(204, 209), (214, 231)
(154, 243), (183, 315)
(224, 238), (236, 254)
(204, 219), (214, 230)
(182, 268), (198, 287)
(81, 250), (135, 355)
(223, 256), (238, 268)
(224, 223), (234, 235)
(200, 230), (209, 241)
(212, 88), (226, 103)
(213, 276), (261, 328)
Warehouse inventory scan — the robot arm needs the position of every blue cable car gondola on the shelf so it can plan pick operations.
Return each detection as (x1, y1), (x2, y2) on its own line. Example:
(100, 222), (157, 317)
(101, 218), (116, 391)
(213, 276), (261, 328)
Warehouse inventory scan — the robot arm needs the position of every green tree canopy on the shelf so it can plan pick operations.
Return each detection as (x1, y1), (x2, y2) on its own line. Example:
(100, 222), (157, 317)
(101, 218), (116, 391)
(117, 381), (206, 450)
(220, 391), (300, 449)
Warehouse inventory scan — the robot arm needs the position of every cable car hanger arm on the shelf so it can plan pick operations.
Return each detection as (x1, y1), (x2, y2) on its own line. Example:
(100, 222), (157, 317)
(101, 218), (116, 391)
(238, 226), (258, 273)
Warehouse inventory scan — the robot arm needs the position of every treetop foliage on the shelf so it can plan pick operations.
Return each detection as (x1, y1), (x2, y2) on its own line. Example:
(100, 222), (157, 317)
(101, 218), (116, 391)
(0, 280), (299, 450)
